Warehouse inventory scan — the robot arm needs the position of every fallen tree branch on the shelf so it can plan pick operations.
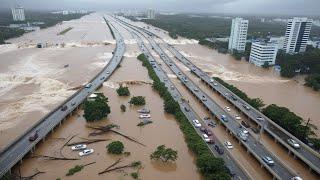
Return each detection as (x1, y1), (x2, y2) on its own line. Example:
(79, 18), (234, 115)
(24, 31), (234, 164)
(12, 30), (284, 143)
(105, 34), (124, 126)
(67, 138), (109, 146)
(30, 154), (79, 161)
(110, 130), (146, 147)
(99, 161), (141, 174)
(22, 171), (45, 180)
(83, 162), (96, 167)
(98, 158), (122, 175)
(60, 134), (78, 158)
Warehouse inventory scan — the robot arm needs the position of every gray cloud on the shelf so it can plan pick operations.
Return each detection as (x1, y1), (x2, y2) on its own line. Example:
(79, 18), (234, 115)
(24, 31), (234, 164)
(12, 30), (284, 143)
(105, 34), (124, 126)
(0, 0), (319, 15)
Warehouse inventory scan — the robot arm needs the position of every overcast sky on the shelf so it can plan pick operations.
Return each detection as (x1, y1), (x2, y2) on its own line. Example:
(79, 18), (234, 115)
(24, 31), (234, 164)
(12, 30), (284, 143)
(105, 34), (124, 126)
(1, 0), (320, 15)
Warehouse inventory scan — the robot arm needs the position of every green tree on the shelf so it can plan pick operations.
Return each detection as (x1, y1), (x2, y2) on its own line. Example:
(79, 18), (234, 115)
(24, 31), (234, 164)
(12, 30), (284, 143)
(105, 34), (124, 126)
(66, 165), (84, 176)
(116, 85), (130, 96)
(150, 145), (178, 163)
(83, 93), (110, 122)
(196, 154), (226, 175)
(164, 99), (180, 114)
(262, 61), (270, 69)
(129, 96), (146, 105)
(106, 141), (124, 154)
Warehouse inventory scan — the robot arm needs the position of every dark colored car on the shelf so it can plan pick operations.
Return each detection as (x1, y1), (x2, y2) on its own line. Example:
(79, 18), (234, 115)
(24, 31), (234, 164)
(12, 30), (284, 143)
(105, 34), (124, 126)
(214, 145), (224, 155)
(231, 95), (237, 101)
(184, 106), (190, 112)
(29, 131), (39, 141)
(208, 121), (216, 128)
(241, 121), (251, 128)
(225, 166), (236, 177)
(61, 105), (68, 111)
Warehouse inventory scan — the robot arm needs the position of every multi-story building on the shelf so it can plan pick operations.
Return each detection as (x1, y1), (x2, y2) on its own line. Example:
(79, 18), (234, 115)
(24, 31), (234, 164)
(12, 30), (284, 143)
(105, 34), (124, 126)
(11, 6), (25, 21)
(283, 17), (313, 54)
(249, 41), (278, 67)
(147, 9), (155, 19)
(228, 18), (249, 52)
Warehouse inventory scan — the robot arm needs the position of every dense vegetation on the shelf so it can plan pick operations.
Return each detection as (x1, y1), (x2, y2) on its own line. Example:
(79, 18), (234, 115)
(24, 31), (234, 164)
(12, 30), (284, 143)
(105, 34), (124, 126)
(213, 77), (265, 109)
(0, 9), (89, 44)
(305, 73), (320, 91)
(141, 14), (320, 40)
(276, 48), (320, 78)
(66, 165), (84, 176)
(150, 145), (178, 163)
(129, 96), (146, 105)
(83, 93), (111, 122)
(0, 27), (25, 44)
(262, 104), (320, 150)
(116, 85), (130, 96)
(137, 53), (230, 179)
(106, 141), (124, 154)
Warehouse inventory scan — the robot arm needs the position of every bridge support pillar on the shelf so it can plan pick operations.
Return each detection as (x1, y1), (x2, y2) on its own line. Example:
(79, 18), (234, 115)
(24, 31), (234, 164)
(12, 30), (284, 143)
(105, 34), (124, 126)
(288, 150), (291, 155)
(20, 159), (23, 164)
(42, 137), (46, 142)
(274, 138), (278, 143)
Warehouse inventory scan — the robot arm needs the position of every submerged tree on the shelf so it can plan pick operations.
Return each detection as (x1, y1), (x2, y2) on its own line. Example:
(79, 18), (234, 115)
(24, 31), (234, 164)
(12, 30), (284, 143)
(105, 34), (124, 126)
(83, 93), (110, 122)
(150, 145), (178, 163)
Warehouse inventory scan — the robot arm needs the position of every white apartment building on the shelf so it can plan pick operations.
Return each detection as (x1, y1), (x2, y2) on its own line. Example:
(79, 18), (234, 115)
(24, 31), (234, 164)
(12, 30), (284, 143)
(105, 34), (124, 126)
(147, 9), (155, 19)
(283, 17), (313, 54)
(228, 18), (248, 52)
(11, 6), (25, 21)
(249, 41), (278, 67)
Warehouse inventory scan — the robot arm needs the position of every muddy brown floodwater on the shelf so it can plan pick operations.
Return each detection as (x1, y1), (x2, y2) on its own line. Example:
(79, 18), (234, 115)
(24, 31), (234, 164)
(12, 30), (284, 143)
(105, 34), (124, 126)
(0, 13), (115, 149)
(14, 37), (201, 179)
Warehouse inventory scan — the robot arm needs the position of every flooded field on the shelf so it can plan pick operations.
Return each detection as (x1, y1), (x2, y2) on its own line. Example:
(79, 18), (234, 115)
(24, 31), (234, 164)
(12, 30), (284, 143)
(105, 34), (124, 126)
(0, 13), (115, 148)
(14, 44), (201, 180)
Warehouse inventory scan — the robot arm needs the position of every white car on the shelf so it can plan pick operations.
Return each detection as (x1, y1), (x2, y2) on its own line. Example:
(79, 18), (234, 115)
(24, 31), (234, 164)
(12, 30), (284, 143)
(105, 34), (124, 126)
(210, 79), (214, 83)
(71, 144), (87, 151)
(193, 119), (202, 128)
(202, 134), (210, 142)
(201, 96), (207, 101)
(287, 139), (300, 149)
(256, 116), (264, 121)
(79, 149), (94, 156)
(224, 141), (233, 149)
(84, 83), (92, 88)
(262, 156), (275, 166)
(106, 71), (110, 74)
(225, 106), (231, 112)
(194, 88), (199, 92)
(139, 114), (151, 119)
(235, 115), (241, 120)
(213, 83), (218, 86)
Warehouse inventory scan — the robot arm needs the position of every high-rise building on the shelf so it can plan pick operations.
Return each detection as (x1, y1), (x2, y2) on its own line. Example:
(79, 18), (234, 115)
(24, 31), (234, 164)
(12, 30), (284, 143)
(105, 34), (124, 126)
(249, 41), (278, 67)
(11, 6), (25, 21)
(228, 18), (248, 52)
(283, 17), (313, 54)
(147, 9), (155, 19)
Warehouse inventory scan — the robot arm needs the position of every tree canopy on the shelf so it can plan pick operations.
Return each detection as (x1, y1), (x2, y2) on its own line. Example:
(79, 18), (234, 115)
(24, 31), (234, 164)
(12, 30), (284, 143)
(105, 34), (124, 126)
(150, 145), (178, 163)
(83, 93), (111, 122)
(129, 96), (146, 106)
(106, 141), (124, 154)
(116, 85), (130, 96)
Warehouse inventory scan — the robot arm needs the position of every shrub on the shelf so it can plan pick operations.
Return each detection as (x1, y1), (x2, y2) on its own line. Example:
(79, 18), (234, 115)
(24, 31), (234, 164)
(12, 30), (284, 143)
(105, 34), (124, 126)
(129, 96), (146, 106)
(120, 104), (126, 112)
(66, 165), (84, 176)
(116, 86), (130, 96)
(106, 141), (124, 154)
(131, 172), (139, 179)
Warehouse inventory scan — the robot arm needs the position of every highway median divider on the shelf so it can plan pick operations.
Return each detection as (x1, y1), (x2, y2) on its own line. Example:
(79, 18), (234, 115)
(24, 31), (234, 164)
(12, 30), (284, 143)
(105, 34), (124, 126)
(137, 53), (230, 180)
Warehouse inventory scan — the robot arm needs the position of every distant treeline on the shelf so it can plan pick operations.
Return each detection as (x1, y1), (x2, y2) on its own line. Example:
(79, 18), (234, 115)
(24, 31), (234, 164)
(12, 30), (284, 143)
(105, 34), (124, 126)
(141, 14), (320, 40)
